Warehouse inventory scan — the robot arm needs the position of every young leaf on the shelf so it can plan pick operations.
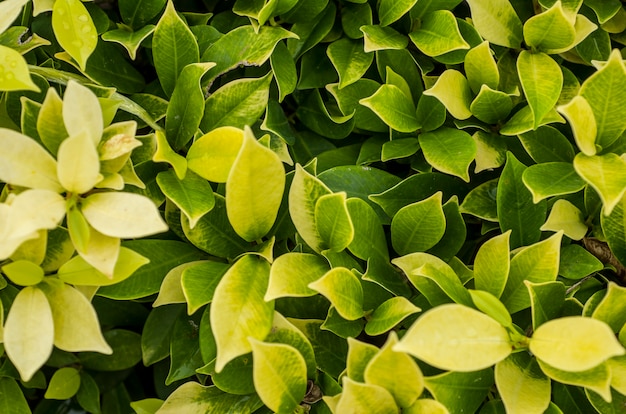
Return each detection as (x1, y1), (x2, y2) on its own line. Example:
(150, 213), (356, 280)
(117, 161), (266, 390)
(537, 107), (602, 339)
(211, 255), (274, 372)
(522, 162), (586, 203)
(181, 261), (230, 315)
(474, 231), (510, 298)
(5, 189), (66, 240)
(250, 339), (307, 414)
(464, 41), (499, 93)
(378, 0), (418, 26)
(44, 367), (81, 400)
(0, 0), (29, 34)
(57, 132), (101, 194)
(574, 153), (626, 216)
(465, 0), (523, 48)
(469, 290), (512, 328)
(101, 25), (156, 60)
(364, 297), (421, 336)
(265, 253), (329, 300)
(394, 304), (512, 371)
(327, 37), (373, 89)
(423, 69), (473, 120)
(336, 377), (399, 414)
(157, 169), (215, 229)
(409, 10), (469, 57)
(37, 88), (67, 156)
(495, 352), (551, 414)
(523, 2), (575, 51)
(2, 260), (45, 286)
(62, 81), (103, 146)
(187, 126), (244, 183)
(591, 283), (626, 333)
(153, 130), (187, 179)
(359, 84), (419, 132)
(0, 45), (39, 92)
(308, 267), (364, 321)
(517, 51), (562, 129)
(361, 25), (408, 52)
(557, 95), (597, 155)
(540, 199), (587, 240)
(157, 382), (262, 413)
(419, 127), (476, 182)
(424, 369), (494, 414)
(51, 0), (98, 70)
(315, 192), (354, 252)
(391, 192), (446, 256)
(3, 286), (54, 381)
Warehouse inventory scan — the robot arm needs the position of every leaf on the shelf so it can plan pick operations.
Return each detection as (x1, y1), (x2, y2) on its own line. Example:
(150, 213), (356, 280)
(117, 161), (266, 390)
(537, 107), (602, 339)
(102, 24), (156, 60)
(152, 0), (199, 96)
(523, 2), (575, 51)
(57, 132), (101, 194)
(335, 377), (399, 414)
(459, 178), (498, 221)
(391, 192), (446, 256)
(309, 267), (364, 320)
(526, 281), (566, 332)
(465, 0), (523, 48)
(530, 317), (625, 371)
(166, 311), (203, 384)
(80, 329), (142, 371)
(602, 196), (626, 270)
(81, 192), (168, 238)
(517, 51), (562, 129)
(364, 297), (420, 336)
(0, 45), (39, 92)
(474, 231), (510, 298)
(539, 359), (612, 403)
(359, 84), (419, 132)
(423, 69), (472, 120)
(181, 261), (230, 314)
(518, 126), (575, 163)
(559, 244), (603, 280)
(226, 127), (285, 242)
(62, 81), (103, 146)
(44, 367), (81, 400)
(394, 304), (511, 371)
(497, 152), (546, 249)
(0, 377), (31, 414)
(579, 49), (626, 148)
(165, 62), (215, 150)
(186, 126), (244, 183)
(470, 85), (512, 124)
(404, 399), (450, 414)
(200, 72), (273, 132)
(157, 382), (262, 414)
(51, 0), (98, 70)
(157, 169), (215, 229)
(270, 41), (297, 103)
(364, 332), (424, 408)
(495, 352), (551, 414)
(464, 41), (499, 94)
(327, 37), (373, 89)
(141, 304), (184, 366)
(315, 192), (354, 252)
(591, 283), (626, 333)
(361, 25), (408, 52)
(118, 0), (167, 29)
(250, 339), (307, 414)
(378, 0), (417, 26)
(424, 369), (494, 414)
(211, 255), (274, 372)
(5, 189), (66, 240)
(557, 95), (597, 156)
(522, 162), (586, 203)
(419, 127), (477, 182)
(3, 286), (54, 381)
(573, 153), (626, 216)
(540, 200), (587, 240)
(469, 290), (512, 328)
(2, 260), (44, 286)
(0, 0), (29, 34)
(409, 10), (469, 57)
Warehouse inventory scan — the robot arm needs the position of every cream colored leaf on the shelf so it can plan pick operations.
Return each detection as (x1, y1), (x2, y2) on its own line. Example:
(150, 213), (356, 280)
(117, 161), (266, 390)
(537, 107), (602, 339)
(62, 80), (103, 145)
(6, 189), (66, 239)
(75, 225), (121, 278)
(0, 0), (30, 34)
(57, 132), (101, 194)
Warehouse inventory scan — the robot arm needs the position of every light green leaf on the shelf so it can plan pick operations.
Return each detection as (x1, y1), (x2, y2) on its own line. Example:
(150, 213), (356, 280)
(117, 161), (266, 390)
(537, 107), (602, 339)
(153, 262), (197, 307)
(540, 199), (587, 240)
(499, 106), (565, 136)
(270, 41), (297, 103)
(464, 41), (499, 94)
(308, 267), (364, 321)
(474, 231), (510, 298)
(391, 192), (446, 256)
(538, 359), (612, 403)
(473, 130), (506, 173)
(523, 2), (576, 51)
(131, 399), (164, 414)
(101, 25), (156, 60)
(470, 85), (512, 124)
(336, 377), (399, 414)
(250, 339), (307, 414)
(51, 0), (98, 70)
(44, 367), (81, 400)
(573, 153), (626, 216)
(602, 196), (626, 271)
(381, 138), (419, 162)
(57, 132), (101, 194)
(3, 286), (54, 381)
(579, 49), (626, 148)
(419, 127), (476, 182)
(364, 332), (424, 408)
(265, 253), (330, 300)
(360, 25), (408, 52)
(315, 192), (354, 252)
(0, 45), (39, 92)
(347, 337), (379, 383)
(424, 370), (494, 414)
(409, 10), (469, 57)
(182, 261), (230, 315)
(394, 304), (511, 371)
(517, 51), (562, 129)
(226, 127), (285, 242)
(404, 399), (450, 414)
(327, 37), (373, 89)
(500, 232), (563, 314)
(157, 169), (215, 229)
(518, 125), (575, 164)
(459, 178), (498, 221)
(153, 130), (187, 180)
(530, 317), (625, 371)
(522, 162), (586, 203)
(423, 69), (472, 120)
(81, 192), (168, 238)
(526, 281), (565, 330)
(557, 95), (597, 155)
(608, 355), (626, 396)
(365, 297), (421, 336)
(211, 255), (274, 372)
(152, 0), (198, 97)
(591, 283), (626, 333)
(2, 260), (44, 286)
(469, 290), (512, 328)
(359, 84), (419, 132)
(157, 382), (262, 414)
(200, 72), (273, 132)
(378, 0), (417, 26)
(465, 0), (523, 48)
(495, 352), (551, 414)
(37, 88), (67, 156)
(187, 126), (244, 183)
(165, 62), (215, 150)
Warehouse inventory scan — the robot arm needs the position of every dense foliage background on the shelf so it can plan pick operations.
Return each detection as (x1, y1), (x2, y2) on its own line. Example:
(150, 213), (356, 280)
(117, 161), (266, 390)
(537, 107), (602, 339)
(1, 0), (626, 413)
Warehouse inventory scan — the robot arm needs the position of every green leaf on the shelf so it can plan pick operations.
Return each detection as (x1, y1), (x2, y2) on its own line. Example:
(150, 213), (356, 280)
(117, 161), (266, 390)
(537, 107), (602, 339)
(602, 196), (626, 270)
(530, 317), (625, 371)
(378, 0), (417, 26)
(130, 399), (163, 414)
(119, 0), (166, 29)
(540, 359), (612, 403)
(585, 0), (621, 24)
(359, 84), (419, 132)
(424, 369), (494, 414)
(419, 127), (477, 182)
(250, 339), (307, 414)
(309, 267), (364, 320)
(141, 304), (183, 366)
(495, 352), (550, 414)
(45, 367), (81, 400)
(500, 232), (562, 314)
(1, 260), (44, 287)
(559, 244), (603, 280)
(346, 197), (389, 262)
(152, 0), (199, 97)
(153, 261), (196, 307)
(391, 192), (446, 256)
(518, 126), (575, 163)
(157, 170), (215, 230)
(181, 261), (230, 315)
(517, 51), (562, 129)
(165, 62), (215, 150)
(36, 88), (67, 156)
(523, 2), (575, 51)
(522, 162), (586, 203)
(423, 69), (472, 120)
(470, 86), (512, 124)
(270, 41), (297, 103)
(361, 25), (408, 52)
(289, 318), (347, 378)
(211, 255), (274, 372)
(0, 45), (39, 92)
(394, 304), (511, 371)
(297, 88), (355, 139)
(497, 152), (547, 249)
(459, 178), (498, 221)
(557, 95), (597, 156)
(101, 25), (156, 60)
(469, 290), (512, 328)
(0, 378), (31, 414)
(409, 10), (469, 57)
(315, 192), (354, 252)
(157, 382), (262, 414)
(465, 0), (523, 48)
(335, 377), (399, 414)
(58, 246), (148, 286)
(51, 0), (98, 70)
(205, 353), (254, 395)
(591, 283), (626, 333)
(200, 72), (273, 132)
(327, 38), (373, 89)
(364, 332), (424, 408)
(226, 127), (285, 242)
(474, 231), (510, 298)
(3, 286), (54, 381)
(187, 126), (244, 183)
(80, 329), (142, 371)
(526, 281), (566, 330)
(500, 106), (566, 136)
(265, 253), (330, 300)
(540, 199), (588, 240)
(404, 399), (450, 414)
(573, 153), (626, 216)
(167, 311), (203, 384)
(364, 297), (420, 336)
(347, 337), (379, 383)
(464, 41), (499, 94)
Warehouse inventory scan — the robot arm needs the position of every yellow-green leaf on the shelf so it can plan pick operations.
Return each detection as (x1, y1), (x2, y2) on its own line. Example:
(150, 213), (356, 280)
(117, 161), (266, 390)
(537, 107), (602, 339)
(404, 399), (450, 414)
(327, 37), (374, 89)
(37, 88), (68, 156)
(530, 316), (625, 371)
(308, 267), (364, 321)
(0, 0), (30, 35)
(3, 286), (54, 381)
(419, 128), (476, 182)
(474, 231), (510, 298)
(57, 132), (101, 194)
(391, 192), (446, 256)
(75, 225), (121, 277)
(573, 153), (626, 216)
(464, 41), (499, 94)
(495, 352), (550, 414)
(5, 189), (66, 240)
(517, 51), (562, 129)
(265, 253), (330, 300)
(44, 367), (81, 400)
(152, 130), (187, 179)
(1, 260), (44, 286)
(540, 199), (587, 240)
(51, 0), (98, 70)
(157, 169), (215, 229)
(537, 359), (612, 401)
(62, 81), (103, 145)
(336, 377), (398, 414)
(423, 69), (472, 120)
(365, 297), (421, 336)
(187, 126), (244, 183)
(359, 84), (420, 132)
(315, 192), (354, 252)
(379, 0), (418, 26)
(557, 95), (597, 155)
(0, 45), (39, 92)
(409, 10), (469, 57)
(465, 0), (523, 48)
(523, 2), (576, 51)
(394, 304), (511, 371)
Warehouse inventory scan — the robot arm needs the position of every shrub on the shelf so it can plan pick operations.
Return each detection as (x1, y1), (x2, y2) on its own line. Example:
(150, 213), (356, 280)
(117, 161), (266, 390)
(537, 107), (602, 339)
(1, 0), (626, 413)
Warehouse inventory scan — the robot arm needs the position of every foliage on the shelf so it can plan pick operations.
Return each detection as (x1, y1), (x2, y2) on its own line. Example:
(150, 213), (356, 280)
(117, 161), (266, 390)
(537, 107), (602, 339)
(1, 0), (626, 413)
